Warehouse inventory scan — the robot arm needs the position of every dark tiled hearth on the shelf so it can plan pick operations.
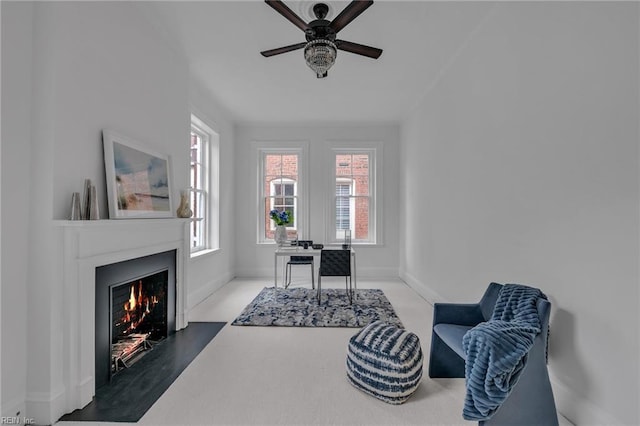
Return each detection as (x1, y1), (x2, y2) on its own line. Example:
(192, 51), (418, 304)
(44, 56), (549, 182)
(60, 322), (225, 423)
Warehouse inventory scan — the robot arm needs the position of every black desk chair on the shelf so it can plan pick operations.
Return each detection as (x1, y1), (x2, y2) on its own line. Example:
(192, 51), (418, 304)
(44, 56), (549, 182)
(284, 240), (314, 289)
(317, 249), (352, 305)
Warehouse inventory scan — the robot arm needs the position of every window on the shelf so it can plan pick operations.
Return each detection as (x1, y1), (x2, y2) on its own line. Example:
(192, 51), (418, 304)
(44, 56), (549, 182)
(256, 143), (308, 244)
(330, 149), (377, 244)
(261, 152), (299, 242)
(190, 114), (219, 254)
(335, 181), (353, 232)
(270, 178), (297, 229)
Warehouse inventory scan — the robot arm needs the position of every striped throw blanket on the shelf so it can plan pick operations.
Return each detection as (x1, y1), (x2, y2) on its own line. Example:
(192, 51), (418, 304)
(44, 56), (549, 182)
(462, 284), (546, 420)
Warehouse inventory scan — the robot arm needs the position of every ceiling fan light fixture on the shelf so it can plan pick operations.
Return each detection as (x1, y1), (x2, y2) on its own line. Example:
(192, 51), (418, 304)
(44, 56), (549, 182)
(304, 39), (336, 78)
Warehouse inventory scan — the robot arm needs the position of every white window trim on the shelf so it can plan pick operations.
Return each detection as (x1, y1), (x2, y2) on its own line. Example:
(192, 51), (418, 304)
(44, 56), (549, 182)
(190, 131), (208, 253)
(254, 141), (309, 244)
(326, 142), (383, 246)
(190, 113), (220, 255)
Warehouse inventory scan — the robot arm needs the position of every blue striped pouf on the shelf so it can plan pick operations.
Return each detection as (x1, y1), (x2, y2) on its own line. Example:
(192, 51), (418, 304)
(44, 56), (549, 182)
(346, 320), (423, 404)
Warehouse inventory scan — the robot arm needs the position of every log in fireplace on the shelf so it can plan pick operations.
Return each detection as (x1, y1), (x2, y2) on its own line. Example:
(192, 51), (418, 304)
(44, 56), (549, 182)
(110, 272), (167, 372)
(95, 250), (176, 389)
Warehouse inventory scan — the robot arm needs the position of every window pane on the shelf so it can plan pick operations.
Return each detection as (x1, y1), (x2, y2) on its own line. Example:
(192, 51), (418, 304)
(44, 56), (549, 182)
(334, 152), (371, 242)
(336, 198), (350, 230)
(190, 132), (203, 190)
(352, 154), (369, 175)
(336, 183), (351, 196)
(191, 163), (200, 193)
(268, 155), (282, 172)
(281, 154), (298, 177)
(354, 175), (369, 196)
(336, 155), (352, 176)
(190, 127), (207, 252)
(264, 202), (272, 239)
(353, 197), (369, 240)
(191, 191), (205, 219)
(284, 184), (294, 196)
(189, 190), (206, 249)
(263, 153), (299, 242)
(190, 218), (205, 249)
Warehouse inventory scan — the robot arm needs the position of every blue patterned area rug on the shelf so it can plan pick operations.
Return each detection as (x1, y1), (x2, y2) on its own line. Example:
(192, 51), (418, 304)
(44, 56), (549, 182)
(231, 287), (403, 328)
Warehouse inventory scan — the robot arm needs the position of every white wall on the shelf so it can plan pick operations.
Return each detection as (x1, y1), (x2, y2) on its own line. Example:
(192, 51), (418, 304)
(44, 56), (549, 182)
(0, 2), (235, 423)
(1, 1), (33, 419)
(186, 80), (236, 309)
(47, 3), (188, 220)
(400, 2), (639, 425)
(234, 124), (400, 279)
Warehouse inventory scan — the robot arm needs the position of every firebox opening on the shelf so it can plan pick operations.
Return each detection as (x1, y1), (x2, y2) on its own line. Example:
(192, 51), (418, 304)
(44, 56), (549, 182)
(110, 271), (168, 373)
(95, 250), (176, 390)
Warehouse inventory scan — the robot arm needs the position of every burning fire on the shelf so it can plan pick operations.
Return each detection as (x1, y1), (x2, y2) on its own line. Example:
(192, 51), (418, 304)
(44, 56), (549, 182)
(128, 285), (136, 310)
(121, 280), (156, 333)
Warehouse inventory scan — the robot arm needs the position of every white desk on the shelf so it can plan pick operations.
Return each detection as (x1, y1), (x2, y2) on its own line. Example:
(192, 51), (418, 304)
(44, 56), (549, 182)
(274, 247), (357, 291)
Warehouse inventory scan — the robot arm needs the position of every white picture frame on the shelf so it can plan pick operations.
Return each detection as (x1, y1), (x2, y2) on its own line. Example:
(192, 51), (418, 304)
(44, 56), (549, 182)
(102, 129), (174, 219)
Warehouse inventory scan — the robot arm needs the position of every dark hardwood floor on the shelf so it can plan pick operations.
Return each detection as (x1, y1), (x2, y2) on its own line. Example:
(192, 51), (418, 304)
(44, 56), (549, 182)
(60, 322), (225, 423)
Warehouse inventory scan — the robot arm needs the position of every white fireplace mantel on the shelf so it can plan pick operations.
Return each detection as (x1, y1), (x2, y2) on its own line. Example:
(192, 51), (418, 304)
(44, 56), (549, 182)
(53, 218), (190, 419)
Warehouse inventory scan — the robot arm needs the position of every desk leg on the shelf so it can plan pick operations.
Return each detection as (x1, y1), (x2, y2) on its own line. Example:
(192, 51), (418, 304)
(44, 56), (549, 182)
(353, 253), (357, 301)
(274, 253), (278, 289)
(281, 257), (286, 288)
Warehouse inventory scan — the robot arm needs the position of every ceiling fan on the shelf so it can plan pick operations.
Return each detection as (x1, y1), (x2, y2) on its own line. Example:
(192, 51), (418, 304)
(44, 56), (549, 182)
(261, 0), (382, 78)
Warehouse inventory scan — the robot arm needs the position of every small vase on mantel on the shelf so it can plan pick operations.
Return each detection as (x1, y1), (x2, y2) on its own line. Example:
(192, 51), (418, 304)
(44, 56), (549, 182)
(176, 190), (193, 218)
(274, 225), (288, 247)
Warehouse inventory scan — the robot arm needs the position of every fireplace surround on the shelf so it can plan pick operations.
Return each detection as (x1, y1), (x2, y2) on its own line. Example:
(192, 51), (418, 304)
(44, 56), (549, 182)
(52, 219), (189, 423)
(95, 250), (176, 389)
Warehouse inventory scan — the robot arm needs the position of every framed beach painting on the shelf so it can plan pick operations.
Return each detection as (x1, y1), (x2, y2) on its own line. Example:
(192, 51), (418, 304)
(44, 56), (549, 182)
(103, 129), (174, 219)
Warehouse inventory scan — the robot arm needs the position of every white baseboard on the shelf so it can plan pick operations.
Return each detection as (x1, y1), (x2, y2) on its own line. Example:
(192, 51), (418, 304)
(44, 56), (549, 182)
(234, 266), (272, 279)
(399, 270), (445, 305)
(549, 372), (622, 426)
(235, 266), (399, 281)
(25, 386), (66, 426)
(354, 266), (397, 280)
(1, 394), (26, 420)
(187, 271), (234, 310)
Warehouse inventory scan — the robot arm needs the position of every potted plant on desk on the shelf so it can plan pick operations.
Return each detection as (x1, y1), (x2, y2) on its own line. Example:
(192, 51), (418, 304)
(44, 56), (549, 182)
(270, 209), (291, 247)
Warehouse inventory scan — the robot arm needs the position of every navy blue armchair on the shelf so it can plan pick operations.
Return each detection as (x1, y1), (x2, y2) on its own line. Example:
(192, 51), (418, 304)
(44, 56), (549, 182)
(428, 283), (559, 426)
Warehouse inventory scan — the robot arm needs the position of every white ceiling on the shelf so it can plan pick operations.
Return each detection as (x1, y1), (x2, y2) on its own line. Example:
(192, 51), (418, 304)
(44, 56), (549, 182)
(138, 1), (496, 124)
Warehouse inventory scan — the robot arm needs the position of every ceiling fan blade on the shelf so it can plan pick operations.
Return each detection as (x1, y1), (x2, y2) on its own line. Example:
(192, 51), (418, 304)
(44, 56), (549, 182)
(335, 40), (382, 59)
(261, 42), (307, 57)
(330, 0), (374, 33)
(265, 0), (310, 32)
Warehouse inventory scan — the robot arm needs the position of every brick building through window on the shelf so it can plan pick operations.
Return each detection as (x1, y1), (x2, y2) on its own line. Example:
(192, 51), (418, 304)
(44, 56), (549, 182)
(335, 153), (370, 241)
(263, 153), (298, 241)
(258, 145), (374, 245)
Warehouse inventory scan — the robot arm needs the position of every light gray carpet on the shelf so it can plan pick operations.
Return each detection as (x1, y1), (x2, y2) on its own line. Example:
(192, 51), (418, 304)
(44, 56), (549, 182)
(57, 278), (572, 426)
(231, 286), (404, 328)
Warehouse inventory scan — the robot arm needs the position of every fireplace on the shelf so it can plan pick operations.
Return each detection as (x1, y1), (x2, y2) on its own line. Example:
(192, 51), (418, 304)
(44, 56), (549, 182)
(44, 219), (189, 426)
(95, 250), (176, 389)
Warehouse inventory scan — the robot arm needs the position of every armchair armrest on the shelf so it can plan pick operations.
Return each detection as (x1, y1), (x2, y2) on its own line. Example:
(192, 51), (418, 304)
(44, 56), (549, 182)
(432, 303), (485, 327)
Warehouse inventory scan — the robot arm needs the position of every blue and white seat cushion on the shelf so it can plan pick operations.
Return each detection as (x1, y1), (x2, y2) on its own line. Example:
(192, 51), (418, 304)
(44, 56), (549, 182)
(346, 320), (423, 404)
